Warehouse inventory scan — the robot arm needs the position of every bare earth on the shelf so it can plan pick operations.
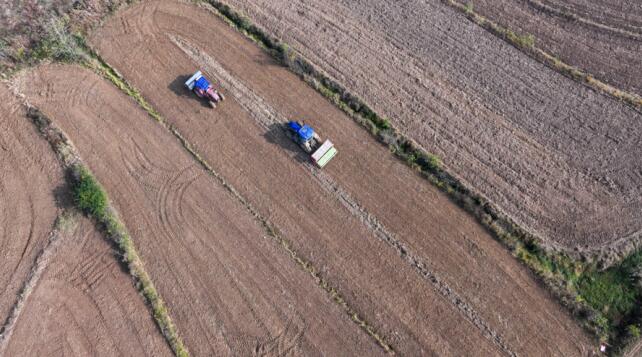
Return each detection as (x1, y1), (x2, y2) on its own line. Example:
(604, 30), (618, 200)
(4, 217), (173, 357)
(0, 84), (63, 329)
(220, 0), (642, 256)
(22, 65), (386, 356)
(83, 1), (595, 354)
(471, 0), (642, 95)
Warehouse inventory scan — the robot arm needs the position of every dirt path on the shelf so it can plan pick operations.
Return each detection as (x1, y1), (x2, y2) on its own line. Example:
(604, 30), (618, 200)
(89, 1), (595, 354)
(470, 0), (642, 94)
(0, 84), (64, 335)
(21, 64), (389, 356)
(3, 216), (173, 357)
(218, 0), (642, 257)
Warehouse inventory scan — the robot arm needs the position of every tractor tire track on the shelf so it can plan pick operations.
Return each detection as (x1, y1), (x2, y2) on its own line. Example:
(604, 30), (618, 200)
(170, 34), (516, 356)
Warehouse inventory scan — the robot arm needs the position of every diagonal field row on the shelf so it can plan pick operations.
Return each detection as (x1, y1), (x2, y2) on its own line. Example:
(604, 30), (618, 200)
(82, 1), (593, 354)
(220, 0), (642, 255)
(21, 65), (388, 356)
(0, 85), (64, 328)
(469, 0), (642, 95)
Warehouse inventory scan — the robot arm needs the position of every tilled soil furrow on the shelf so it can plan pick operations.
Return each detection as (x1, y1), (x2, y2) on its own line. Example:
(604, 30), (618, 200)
(524, 0), (642, 38)
(171, 33), (514, 355)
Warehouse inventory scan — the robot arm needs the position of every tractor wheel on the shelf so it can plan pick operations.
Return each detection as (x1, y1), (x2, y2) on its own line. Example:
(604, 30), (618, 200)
(208, 100), (217, 108)
(219, 92), (225, 101)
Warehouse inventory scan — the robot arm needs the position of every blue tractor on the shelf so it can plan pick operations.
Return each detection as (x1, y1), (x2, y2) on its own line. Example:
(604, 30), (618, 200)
(285, 121), (337, 168)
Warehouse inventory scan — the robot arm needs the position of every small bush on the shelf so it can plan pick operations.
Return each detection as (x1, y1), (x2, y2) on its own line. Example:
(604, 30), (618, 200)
(73, 166), (107, 218)
(505, 30), (535, 49)
(464, 2), (474, 14)
(416, 152), (442, 171)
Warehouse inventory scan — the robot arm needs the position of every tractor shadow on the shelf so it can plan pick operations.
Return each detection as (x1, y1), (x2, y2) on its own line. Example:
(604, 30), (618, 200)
(263, 123), (309, 164)
(168, 75), (211, 109)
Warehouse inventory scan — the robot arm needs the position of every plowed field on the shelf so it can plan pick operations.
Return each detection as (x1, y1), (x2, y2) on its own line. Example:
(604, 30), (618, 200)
(22, 65), (387, 356)
(69, 1), (598, 354)
(470, 0), (642, 95)
(220, 0), (642, 255)
(4, 217), (172, 357)
(0, 84), (64, 331)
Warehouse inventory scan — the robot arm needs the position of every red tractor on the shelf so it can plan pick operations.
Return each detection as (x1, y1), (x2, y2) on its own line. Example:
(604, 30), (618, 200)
(185, 70), (225, 108)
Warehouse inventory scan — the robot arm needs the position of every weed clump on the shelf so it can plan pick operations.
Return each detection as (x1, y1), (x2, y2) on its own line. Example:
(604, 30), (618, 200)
(72, 165), (107, 219)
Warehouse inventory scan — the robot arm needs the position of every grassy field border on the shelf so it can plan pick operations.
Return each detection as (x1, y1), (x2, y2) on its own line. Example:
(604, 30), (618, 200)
(24, 106), (190, 357)
(204, 0), (642, 352)
(445, 0), (642, 109)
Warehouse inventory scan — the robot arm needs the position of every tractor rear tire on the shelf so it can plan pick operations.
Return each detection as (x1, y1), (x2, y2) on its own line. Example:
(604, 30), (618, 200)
(208, 100), (216, 108)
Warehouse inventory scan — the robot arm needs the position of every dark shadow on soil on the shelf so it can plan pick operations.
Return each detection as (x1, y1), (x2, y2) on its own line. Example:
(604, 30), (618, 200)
(262, 123), (308, 164)
(52, 183), (73, 210)
(254, 55), (283, 69)
(168, 74), (211, 109)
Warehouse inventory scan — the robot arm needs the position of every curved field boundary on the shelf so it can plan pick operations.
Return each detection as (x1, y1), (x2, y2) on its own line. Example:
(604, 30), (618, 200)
(443, 0), (642, 109)
(169, 33), (515, 355)
(85, 54), (395, 354)
(13, 100), (189, 357)
(0, 213), (75, 356)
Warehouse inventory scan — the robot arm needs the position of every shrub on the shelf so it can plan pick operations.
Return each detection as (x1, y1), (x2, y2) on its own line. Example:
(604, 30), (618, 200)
(73, 166), (107, 218)
(29, 17), (88, 63)
(578, 268), (638, 323)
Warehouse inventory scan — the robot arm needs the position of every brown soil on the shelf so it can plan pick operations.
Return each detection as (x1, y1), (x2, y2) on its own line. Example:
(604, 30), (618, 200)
(4, 216), (173, 357)
(0, 84), (64, 330)
(470, 0), (642, 95)
(86, 1), (595, 354)
(216, 0), (642, 257)
(21, 64), (387, 356)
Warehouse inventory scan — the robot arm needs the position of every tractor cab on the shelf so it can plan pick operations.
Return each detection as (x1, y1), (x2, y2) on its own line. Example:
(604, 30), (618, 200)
(287, 121), (315, 144)
(193, 75), (211, 92)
